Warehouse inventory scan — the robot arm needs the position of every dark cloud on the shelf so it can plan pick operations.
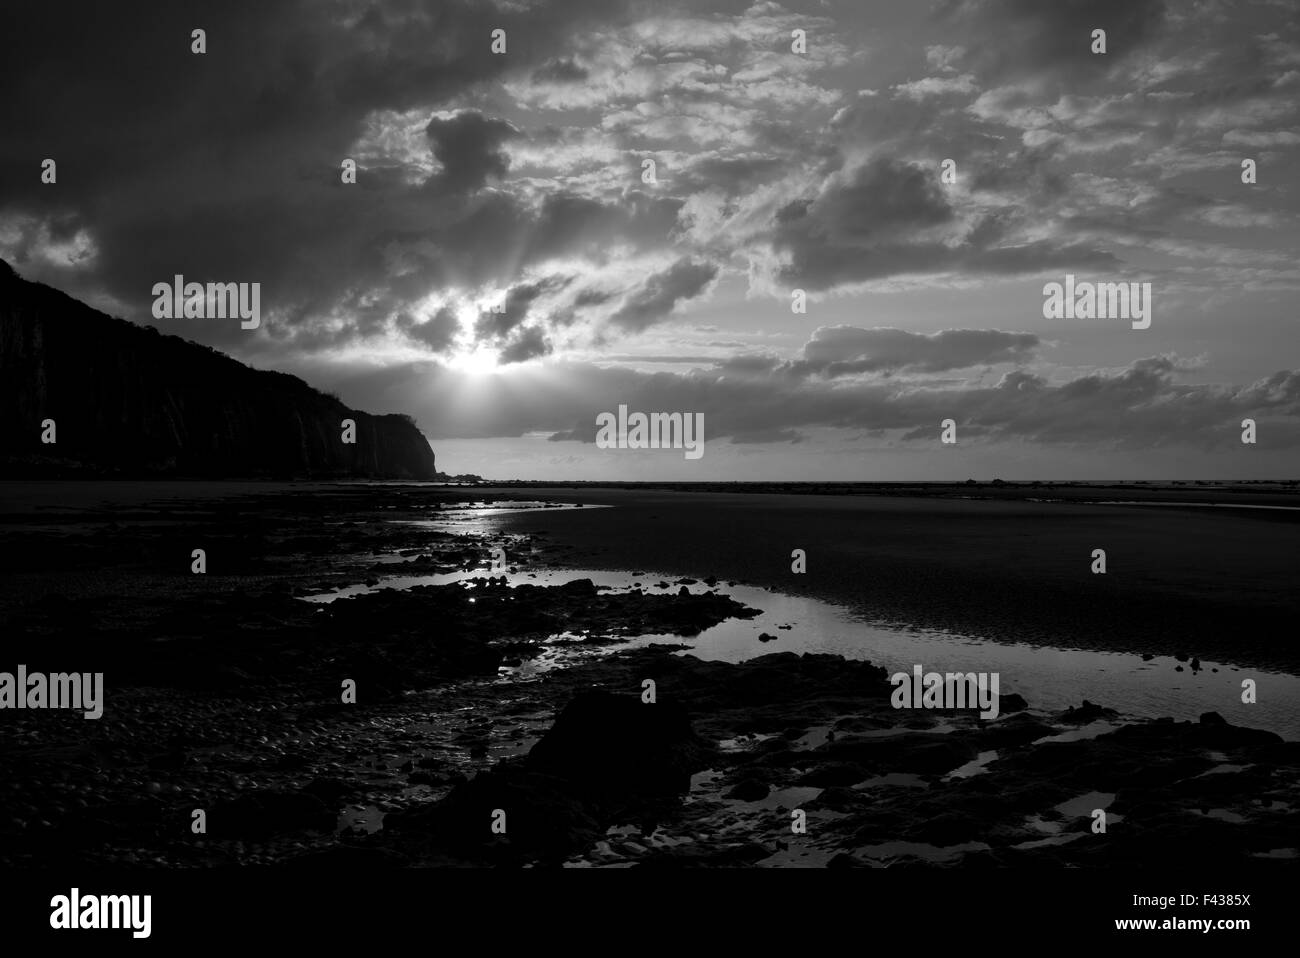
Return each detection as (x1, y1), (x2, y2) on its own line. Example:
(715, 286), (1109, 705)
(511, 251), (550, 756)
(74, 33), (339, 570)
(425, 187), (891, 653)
(474, 277), (568, 343)
(424, 111), (519, 194)
(499, 326), (552, 364)
(801, 326), (1041, 375)
(2, 0), (1295, 482)
(707, 327), (1040, 381)
(526, 191), (684, 266)
(814, 157), (954, 240)
(939, 0), (1169, 84)
(398, 306), (458, 353)
(531, 57), (589, 83)
(0, 0), (640, 349)
(729, 427), (806, 444)
(772, 157), (951, 288)
(675, 154), (788, 195)
(967, 147), (1069, 200)
(306, 352), (1300, 453)
(609, 258), (718, 332)
(772, 157), (1117, 290)
(573, 288), (616, 308)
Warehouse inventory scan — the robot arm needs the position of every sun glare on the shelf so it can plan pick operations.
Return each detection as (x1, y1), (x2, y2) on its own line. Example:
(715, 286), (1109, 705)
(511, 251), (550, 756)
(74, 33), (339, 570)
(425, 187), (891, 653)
(445, 346), (499, 377)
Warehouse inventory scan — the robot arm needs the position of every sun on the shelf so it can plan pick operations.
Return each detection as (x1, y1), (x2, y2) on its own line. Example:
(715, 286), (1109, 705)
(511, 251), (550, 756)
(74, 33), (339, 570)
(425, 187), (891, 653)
(445, 345), (499, 377)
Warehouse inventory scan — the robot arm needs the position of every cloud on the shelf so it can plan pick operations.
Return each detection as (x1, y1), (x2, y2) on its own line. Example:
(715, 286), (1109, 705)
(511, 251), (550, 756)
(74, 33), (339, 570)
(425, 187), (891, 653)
(532, 57), (590, 83)
(3, 0), (1297, 450)
(0, 0), (644, 352)
(500, 325), (552, 364)
(398, 306), (458, 353)
(769, 156), (1117, 291)
(608, 258), (718, 332)
(800, 326), (1041, 375)
(893, 74), (978, 100)
(424, 111), (520, 193)
(474, 277), (569, 344)
(939, 0), (1170, 85)
(313, 351), (1300, 453)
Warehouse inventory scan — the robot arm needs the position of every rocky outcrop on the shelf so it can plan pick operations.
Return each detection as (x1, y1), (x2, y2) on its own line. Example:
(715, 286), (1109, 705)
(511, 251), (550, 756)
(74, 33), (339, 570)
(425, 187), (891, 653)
(0, 259), (438, 478)
(525, 690), (713, 798)
(383, 690), (718, 863)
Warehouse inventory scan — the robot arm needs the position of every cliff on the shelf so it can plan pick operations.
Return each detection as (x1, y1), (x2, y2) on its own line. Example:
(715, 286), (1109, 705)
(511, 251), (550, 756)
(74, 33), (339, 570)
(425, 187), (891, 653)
(0, 260), (439, 479)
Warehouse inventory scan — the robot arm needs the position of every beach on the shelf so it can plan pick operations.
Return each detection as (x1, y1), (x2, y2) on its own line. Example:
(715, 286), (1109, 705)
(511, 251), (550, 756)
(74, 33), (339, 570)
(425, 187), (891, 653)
(491, 483), (1300, 671)
(0, 480), (1296, 869)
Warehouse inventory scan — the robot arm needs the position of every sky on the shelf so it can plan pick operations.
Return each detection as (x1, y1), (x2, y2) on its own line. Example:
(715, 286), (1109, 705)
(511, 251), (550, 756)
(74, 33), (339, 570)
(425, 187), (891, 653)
(1, 0), (1298, 480)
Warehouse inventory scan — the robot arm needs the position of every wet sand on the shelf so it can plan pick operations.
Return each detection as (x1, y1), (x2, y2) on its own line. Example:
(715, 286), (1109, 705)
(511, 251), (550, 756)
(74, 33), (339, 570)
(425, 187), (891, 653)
(484, 485), (1300, 672)
(0, 480), (1296, 869)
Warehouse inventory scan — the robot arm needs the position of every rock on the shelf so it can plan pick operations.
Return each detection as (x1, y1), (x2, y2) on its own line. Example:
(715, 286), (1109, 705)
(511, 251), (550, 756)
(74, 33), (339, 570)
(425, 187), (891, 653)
(972, 715), (1054, 749)
(560, 578), (598, 599)
(797, 762), (867, 787)
(526, 690), (715, 799)
(302, 778), (354, 803)
(811, 786), (859, 811)
(904, 810), (983, 845)
(1199, 711), (1227, 726)
(827, 734), (977, 775)
(385, 768), (601, 861)
(1059, 700), (1118, 724)
(383, 687), (719, 863)
(0, 263), (440, 479)
(725, 779), (771, 802)
(998, 692), (1029, 713)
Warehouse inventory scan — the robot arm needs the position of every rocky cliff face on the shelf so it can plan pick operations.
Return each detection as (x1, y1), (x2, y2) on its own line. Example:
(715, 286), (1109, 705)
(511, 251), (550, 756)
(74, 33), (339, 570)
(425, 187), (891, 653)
(0, 260), (438, 478)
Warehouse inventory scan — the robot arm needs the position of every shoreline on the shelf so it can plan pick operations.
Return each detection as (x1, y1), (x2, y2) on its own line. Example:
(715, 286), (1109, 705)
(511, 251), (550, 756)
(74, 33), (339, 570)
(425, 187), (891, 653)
(1, 482), (1296, 868)
(477, 485), (1300, 674)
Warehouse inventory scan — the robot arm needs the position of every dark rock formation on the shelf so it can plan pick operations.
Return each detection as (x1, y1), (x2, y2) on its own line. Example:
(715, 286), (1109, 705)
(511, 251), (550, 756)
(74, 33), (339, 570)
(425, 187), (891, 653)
(1058, 700), (1119, 724)
(0, 259), (438, 478)
(385, 767), (605, 861)
(384, 690), (718, 863)
(525, 690), (714, 798)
